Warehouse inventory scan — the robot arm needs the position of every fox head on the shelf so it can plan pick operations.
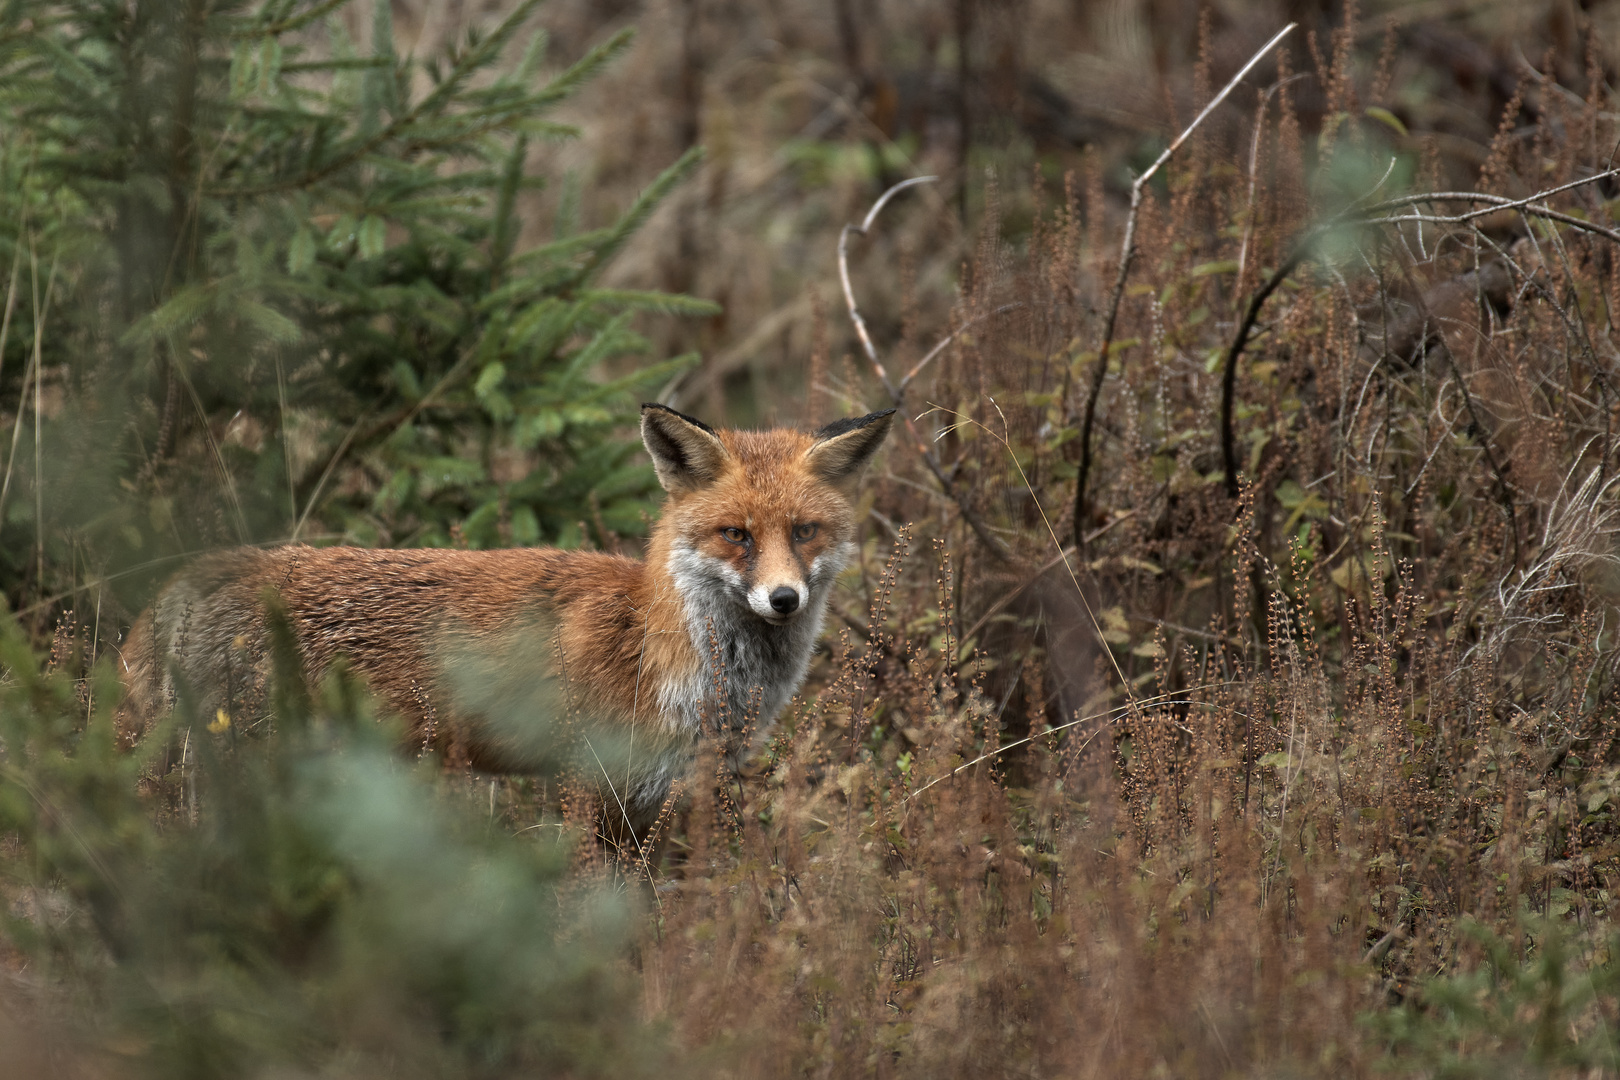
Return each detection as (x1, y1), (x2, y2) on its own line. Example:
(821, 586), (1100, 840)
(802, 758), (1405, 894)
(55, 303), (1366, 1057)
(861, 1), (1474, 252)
(641, 404), (895, 625)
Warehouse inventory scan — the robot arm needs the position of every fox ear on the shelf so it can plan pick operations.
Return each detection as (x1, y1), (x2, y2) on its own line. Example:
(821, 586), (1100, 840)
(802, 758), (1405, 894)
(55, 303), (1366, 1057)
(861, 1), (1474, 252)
(804, 409), (896, 492)
(641, 403), (729, 494)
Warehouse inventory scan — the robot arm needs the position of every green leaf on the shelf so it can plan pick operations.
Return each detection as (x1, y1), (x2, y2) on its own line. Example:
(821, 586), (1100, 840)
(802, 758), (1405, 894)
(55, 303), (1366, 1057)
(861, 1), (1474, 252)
(257, 38), (282, 96)
(510, 504), (540, 545)
(359, 0), (396, 132)
(474, 361), (507, 399)
(230, 40), (255, 99)
(0, 0), (687, 656)
(417, 456), (485, 490)
(325, 213), (358, 250)
(515, 408), (565, 447)
(288, 227), (316, 274)
(463, 499), (501, 546)
(122, 284), (213, 345)
(239, 301), (302, 344)
(564, 404), (611, 426)
(391, 361), (422, 401)
(413, 0), (549, 119)
(579, 288), (721, 317)
(507, 297), (580, 356)
(590, 352), (699, 401)
(373, 469), (415, 513)
(357, 215), (386, 260)
(1364, 106), (1408, 137)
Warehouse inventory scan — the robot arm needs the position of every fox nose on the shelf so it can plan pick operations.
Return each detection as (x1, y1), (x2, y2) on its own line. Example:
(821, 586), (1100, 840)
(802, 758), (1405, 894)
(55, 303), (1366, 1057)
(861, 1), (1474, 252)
(769, 586), (800, 615)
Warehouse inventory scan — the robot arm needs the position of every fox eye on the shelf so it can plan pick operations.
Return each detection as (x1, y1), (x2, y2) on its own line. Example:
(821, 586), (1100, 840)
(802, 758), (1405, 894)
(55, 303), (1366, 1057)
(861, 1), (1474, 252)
(720, 527), (749, 545)
(793, 523), (818, 542)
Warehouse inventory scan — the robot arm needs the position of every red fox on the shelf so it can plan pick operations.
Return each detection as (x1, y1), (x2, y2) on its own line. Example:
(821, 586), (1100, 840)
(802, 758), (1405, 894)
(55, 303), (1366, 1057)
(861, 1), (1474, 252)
(117, 404), (894, 835)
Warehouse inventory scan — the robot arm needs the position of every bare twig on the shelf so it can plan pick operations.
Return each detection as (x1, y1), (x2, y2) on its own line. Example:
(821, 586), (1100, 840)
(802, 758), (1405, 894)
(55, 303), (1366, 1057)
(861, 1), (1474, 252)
(275, 352), (297, 531)
(1470, 452), (1620, 663)
(33, 241), (54, 586)
(838, 174), (938, 397)
(1132, 614), (1246, 648)
(1436, 341), (1522, 566)
(677, 295), (812, 402)
(1359, 203), (1620, 246)
(1140, 24), (1301, 200)
(1360, 169), (1620, 222)
(1075, 23), (1297, 545)
(1363, 912), (1414, 967)
(898, 302), (1023, 393)
(915, 434), (1015, 563)
(837, 176), (1015, 563)
(0, 153), (34, 397)
(170, 345), (250, 544)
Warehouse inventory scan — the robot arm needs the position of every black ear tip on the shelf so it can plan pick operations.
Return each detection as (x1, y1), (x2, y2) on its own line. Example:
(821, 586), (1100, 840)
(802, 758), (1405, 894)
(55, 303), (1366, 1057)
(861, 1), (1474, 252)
(641, 402), (718, 435)
(813, 408), (898, 441)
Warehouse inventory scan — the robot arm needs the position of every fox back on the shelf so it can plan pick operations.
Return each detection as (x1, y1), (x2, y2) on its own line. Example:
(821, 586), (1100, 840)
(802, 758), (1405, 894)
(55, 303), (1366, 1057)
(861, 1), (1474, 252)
(117, 405), (894, 834)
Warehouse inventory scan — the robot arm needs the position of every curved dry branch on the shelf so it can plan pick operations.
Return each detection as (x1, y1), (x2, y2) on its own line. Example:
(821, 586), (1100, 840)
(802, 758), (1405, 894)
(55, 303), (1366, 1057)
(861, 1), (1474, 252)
(838, 175), (938, 397)
(1220, 249), (1305, 497)
(836, 176), (1014, 563)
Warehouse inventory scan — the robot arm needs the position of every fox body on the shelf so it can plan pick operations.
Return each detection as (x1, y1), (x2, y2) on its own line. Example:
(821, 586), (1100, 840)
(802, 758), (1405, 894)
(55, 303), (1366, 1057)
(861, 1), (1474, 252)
(117, 405), (894, 833)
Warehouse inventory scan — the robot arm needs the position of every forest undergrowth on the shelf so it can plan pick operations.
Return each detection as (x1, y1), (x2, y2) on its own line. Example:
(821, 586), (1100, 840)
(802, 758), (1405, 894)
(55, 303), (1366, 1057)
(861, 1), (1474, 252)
(6, 0), (1620, 1077)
